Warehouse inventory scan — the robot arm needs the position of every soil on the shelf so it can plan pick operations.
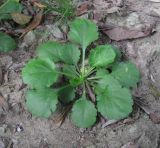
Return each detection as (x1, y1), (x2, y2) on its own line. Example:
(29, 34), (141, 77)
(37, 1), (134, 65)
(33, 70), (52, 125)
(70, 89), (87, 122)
(0, 0), (160, 147)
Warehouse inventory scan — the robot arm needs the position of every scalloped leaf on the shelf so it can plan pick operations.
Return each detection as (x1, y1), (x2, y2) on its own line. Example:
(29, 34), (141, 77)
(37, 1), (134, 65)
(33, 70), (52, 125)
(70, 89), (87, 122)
(37, 41), (80, 65)
(71, 97), (97, 128)
(97, 86), (133, 120)
(96, 75), (133, 120)
(26, 88), (58, 118)
(60, 44), (80, 65)
(111, 62), (140, 88)
(68, 18), (98, 49)
(37, 41), (63, 62)
(22, 59), (58, 88)
(89, 45), (116, 67)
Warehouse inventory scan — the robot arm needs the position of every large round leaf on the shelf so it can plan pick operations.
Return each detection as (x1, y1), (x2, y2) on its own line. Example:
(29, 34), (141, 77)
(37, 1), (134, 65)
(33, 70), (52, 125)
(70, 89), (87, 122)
(26, 88), (58, 118)
(97, 86), (133, 120)
(89, 45), (116, 67)
(37, 42), (80, 65)
(111, 62), (140, 88)
(37, 41), (63, 62)
(68, 18), (98, 49)
(95, 75), (121, 94)
(71, 97), (97, 128)
(0, 32), (16, 52)
(22, 59), (58, 88)
(60, 44), (80, 65)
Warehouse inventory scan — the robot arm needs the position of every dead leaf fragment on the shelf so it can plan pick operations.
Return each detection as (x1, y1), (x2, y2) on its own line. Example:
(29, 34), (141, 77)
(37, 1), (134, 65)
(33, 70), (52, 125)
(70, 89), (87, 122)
(20, 11), (43, 38)
(134, 95), (160, 124)
(76, 2), (90, 16)
(11, 12), (31, 25)
(102, 120), (118, 128)
(135, 102), (160, 124)
(34, 2), (47, 8)
(93, 0), (123, 22)
(149, 0), (160, 2)
(53, 105), (72, 127)
(121, 142), (139, 148)
(102, 26), (153, 41)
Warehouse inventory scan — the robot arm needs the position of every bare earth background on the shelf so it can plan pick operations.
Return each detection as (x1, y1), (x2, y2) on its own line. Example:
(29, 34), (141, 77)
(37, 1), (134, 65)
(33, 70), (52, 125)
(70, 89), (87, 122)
(0, 0), (160, 147)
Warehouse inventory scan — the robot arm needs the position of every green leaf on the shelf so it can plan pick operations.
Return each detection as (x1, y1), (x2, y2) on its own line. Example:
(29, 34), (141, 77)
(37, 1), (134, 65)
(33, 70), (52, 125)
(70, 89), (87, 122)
(26, 88), (58, 118)
(60, 44), (80, 65)
(68, 18), (98, 49)
(63, 64), (78, 78)
(70, 76), (84, 87)
(58, 85), (75, 104)
(112, 46), (122, 61)
(37, 41), (63, 62)
(37, 42), (80, 65)
(97, 86), (133, 120)
(95, 75), (121, 94)
(0, 0), (22, 20)
(111, 62), (140, 88)
(96, 69), (109, 78)
(89, 45), (116, 67)
(96, 76), (133, 119)
(22, 59), (58, 88)
(0, 32), (16, 52)
(71, 97), (97, 128)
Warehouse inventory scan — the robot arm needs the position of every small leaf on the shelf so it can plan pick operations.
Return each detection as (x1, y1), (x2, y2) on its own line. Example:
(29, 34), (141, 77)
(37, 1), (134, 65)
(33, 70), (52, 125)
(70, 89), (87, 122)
(11, 12), (31, 25)
(0, 0), (22, 20)
(111, 62), (140, 88)
(71, 97), (97, 127)
(22, 59), (58, 88)
(96, 78), (133, 120)
(0, 32), (16, 52)
(89, 45), (116, 67)
(26, 88), (58, 118)
(68, 18), (98, 49)
(37, 42), (80, 65)
(58, 85), (75, 104)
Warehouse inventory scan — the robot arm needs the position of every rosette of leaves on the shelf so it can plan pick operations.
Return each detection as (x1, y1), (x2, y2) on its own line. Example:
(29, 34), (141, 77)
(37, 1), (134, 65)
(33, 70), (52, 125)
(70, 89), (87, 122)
(22, 18), (140, 128)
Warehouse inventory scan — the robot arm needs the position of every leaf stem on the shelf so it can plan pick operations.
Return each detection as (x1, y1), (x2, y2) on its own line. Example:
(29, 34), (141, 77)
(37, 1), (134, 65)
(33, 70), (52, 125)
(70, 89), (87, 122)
(55, 84), (71, 92)
(87, 76), (102, 80)
(82, 47), (86, 75)
(84, 68), (96, 77)
(56, 71), (72, 77)
(86, 82), (96, 102)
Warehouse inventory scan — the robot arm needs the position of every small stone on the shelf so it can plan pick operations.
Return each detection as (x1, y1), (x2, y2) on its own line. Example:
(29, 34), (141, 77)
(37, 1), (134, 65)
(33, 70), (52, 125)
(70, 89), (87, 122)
(126, 13), (141, 27)
(0, 139), (5, 148)
(21, 31), (36, 47)
(0, 56), (12, 67)
(15, 124), (24, 132)
(46, 25), (64, 39)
